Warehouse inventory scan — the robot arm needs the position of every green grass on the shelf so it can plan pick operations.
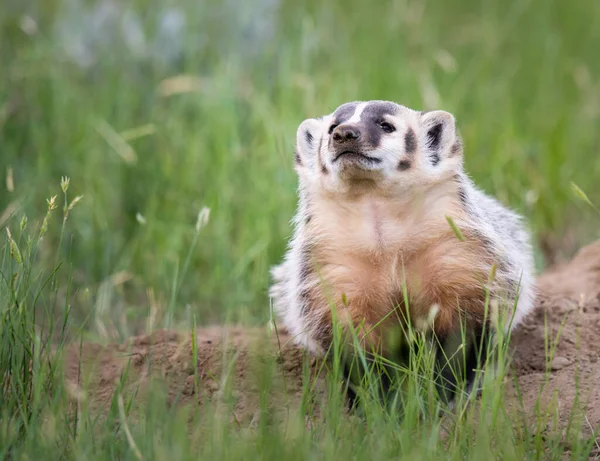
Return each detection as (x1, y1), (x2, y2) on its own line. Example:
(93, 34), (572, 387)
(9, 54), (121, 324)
(1, 0), (600, 458)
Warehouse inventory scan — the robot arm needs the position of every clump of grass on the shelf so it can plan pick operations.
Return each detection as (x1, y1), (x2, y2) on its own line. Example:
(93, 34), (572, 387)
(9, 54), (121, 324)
(0, 179), (82, 456)
(2, 0), (599, 330)
(0, 216), (596, 459)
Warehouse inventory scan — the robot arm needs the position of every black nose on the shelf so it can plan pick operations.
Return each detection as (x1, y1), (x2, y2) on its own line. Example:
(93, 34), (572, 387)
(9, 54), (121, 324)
(332, 125), (361, 143)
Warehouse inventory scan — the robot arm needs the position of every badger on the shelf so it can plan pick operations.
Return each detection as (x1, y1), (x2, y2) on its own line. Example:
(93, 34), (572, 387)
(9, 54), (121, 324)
(269, 100), (536, 407)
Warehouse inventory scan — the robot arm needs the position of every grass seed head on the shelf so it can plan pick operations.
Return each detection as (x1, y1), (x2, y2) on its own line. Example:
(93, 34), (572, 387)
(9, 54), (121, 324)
(195, 206), (211, 233)
(60, 176), (70, 193)
(47, 195), (57, 211)
(6, 228), (23, 265)
(67, 195), (84, 212)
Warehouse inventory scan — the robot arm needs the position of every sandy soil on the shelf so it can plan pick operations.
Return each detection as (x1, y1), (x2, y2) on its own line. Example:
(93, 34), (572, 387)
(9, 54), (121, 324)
(63, 240), (600, 443)
(508, 239), (600, 443)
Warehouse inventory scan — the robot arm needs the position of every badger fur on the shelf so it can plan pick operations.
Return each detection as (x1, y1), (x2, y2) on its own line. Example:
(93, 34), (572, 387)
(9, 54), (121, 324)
(270, 100), (536, 407)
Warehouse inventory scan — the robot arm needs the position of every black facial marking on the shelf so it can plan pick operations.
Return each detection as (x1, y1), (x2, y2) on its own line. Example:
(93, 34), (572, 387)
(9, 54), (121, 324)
(294, 149), (302, 165)
(330, 101), (401, 153)
(426, 123), (443, 149)
(362, 101), (400, 121)
(426, 122), (443, 166)
(332, 102), (360, 124)
(354, 101), (400, 151)
(315, 130), (328, 174)
(305, 215), (312, 225)
(427, 123), (444, 166)
(398, 160), (411, 171)
(404, 128), (417, 155)
(380, 122), (395, 133)
(304, 130), (314, 147)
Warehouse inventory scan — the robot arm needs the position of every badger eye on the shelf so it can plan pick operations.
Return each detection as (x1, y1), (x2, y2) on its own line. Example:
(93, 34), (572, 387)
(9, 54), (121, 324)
(328, 123), (339, 134)
(380, 122), (395, 133)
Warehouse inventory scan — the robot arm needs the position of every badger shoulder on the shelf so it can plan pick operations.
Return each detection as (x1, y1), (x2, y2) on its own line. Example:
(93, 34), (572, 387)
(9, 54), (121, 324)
(454, 173), (537, 328)
(455, 173), (533, 263)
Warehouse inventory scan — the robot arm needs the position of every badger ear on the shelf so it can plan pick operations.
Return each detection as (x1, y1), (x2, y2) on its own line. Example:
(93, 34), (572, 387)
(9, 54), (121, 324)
(419, 110), (462, 166)
(295, 115), (330, 167)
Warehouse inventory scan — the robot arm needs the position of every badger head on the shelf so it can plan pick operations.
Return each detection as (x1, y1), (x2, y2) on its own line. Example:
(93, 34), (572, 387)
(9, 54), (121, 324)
(294, 100), (464, 195)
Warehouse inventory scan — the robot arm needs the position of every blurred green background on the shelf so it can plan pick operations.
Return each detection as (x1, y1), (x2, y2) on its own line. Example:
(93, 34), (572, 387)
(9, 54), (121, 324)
(1, 0), (599, 340)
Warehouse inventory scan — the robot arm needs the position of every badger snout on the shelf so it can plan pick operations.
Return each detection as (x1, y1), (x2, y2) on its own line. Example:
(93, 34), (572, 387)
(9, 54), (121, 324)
(329, 123), (381, 167)
(327, 121), (382, 169)
(332, 124), (361, 145)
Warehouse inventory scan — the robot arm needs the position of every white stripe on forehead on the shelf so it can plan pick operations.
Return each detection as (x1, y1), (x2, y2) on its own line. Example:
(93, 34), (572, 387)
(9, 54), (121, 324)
(346, 102), (369, 123)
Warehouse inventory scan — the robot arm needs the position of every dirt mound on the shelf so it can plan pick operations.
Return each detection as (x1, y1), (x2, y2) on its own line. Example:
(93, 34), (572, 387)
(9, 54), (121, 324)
(508, 240), (600, 439)
(63, 326), (325, 426)
(63, 241), (600, 436)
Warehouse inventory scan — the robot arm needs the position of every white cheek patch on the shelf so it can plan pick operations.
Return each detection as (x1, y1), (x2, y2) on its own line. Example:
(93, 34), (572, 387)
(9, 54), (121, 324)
(346, 102), (368, 123)
(374, 120), (419, 172)
(379, 135), (399, 153)
(377, 118), (407, 152)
